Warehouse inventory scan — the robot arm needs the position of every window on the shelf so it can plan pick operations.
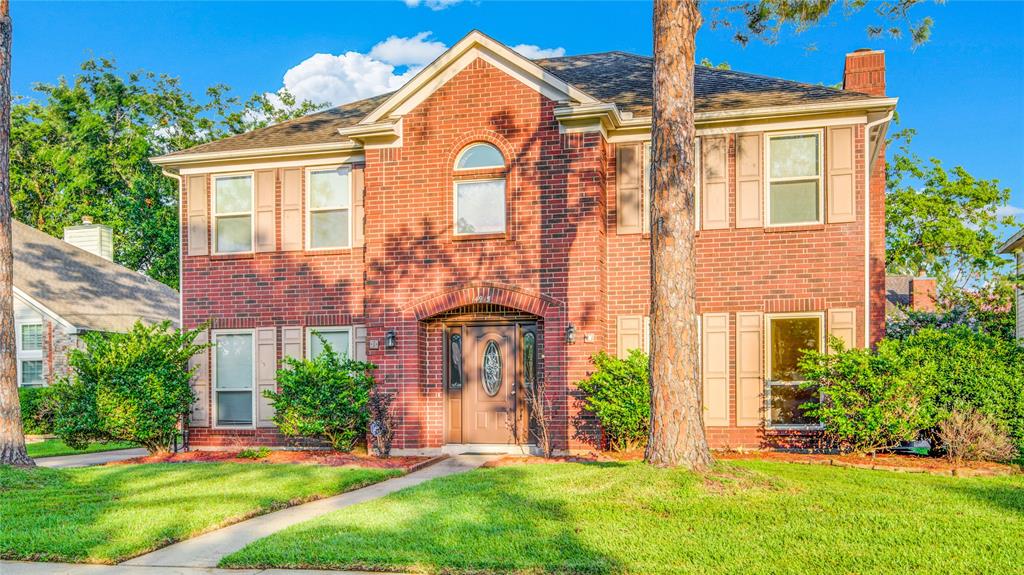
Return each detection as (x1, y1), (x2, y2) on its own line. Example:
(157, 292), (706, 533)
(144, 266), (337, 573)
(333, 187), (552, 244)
(766, 132), (823, 226)
(307, 167), (351, 249)
(454, 143), (506, 236)
(213, 174), (254, 253)
(766, 314), (823, 427)
(17, 323), (43, 387)
(307, 327), (352, 359)
(213, 331), (254, 427)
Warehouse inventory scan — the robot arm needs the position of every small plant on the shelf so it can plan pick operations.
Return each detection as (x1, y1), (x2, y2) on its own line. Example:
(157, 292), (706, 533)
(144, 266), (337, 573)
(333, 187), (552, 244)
(238, 447), (272, 460)
(266, 335), (376, 452)
(524, 378), (554, 458)
(576, 350), (650, 452)
(367, 388), (396, 458)
(937, 408), (1018, 465)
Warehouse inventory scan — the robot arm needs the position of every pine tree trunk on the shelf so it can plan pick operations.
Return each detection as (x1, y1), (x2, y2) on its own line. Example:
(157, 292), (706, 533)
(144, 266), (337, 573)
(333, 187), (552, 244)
(0, 0), (32, 467)
(645, 0), (713, 471)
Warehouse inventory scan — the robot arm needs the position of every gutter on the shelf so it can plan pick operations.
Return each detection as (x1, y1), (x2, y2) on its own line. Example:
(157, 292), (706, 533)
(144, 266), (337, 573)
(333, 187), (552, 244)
(150, 141), (361, 167)
(160, 169), (185, 331)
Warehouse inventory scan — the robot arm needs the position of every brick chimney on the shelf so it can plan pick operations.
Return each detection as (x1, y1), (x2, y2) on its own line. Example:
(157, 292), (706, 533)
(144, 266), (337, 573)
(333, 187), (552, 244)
(64, 216), (114, 261)
(910, 277), (937, 312)
(843, 49), (886, 96)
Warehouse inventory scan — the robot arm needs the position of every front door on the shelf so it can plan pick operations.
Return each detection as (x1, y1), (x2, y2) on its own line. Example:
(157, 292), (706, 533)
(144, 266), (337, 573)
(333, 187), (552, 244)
(462, 324), (516, 444)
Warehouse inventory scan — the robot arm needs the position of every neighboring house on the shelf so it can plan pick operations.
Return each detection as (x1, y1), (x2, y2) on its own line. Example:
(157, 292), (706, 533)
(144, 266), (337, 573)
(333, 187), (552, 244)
(885, 275), (937, 315)
(998, 228), (1024, 341)
(13, 219), (180, 386)
(152, 31), (896, 453)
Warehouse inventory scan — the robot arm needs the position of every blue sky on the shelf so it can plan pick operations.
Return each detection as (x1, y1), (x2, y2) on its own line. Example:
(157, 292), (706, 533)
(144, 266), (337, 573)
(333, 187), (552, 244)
(11, 1), (1024, 228)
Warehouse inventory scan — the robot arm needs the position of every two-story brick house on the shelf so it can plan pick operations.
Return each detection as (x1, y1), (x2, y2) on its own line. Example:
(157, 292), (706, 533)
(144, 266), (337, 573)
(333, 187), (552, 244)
(153, 31), (896, 453)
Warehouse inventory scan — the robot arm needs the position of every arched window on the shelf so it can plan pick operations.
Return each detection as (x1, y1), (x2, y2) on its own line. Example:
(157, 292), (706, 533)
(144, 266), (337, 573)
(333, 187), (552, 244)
(453, 142), (506, 236)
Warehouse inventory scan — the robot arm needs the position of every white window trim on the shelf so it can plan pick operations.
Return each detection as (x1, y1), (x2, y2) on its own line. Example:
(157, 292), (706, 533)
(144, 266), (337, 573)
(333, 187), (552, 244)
(16, 322), (44, 387)
(764, 312), (825, 430)
(453, 177), (507, 236)
(305, 166), (353, 251)
(453, 143), (505, 171)
(211, 328), (256, 429)
(211, 172), (255, 255)
(763, 129), (825, 228)
(306, 326), (354, 359)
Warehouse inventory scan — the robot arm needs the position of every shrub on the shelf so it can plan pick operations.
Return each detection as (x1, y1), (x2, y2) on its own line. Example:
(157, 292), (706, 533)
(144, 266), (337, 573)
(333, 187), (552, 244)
(238, 447), (271, 460)
(18, 386), (54, 435)
(799, 339), (935, 454)
(266, 336), (376, 452)
(937, 408), (1018, 465)
(576, 350), (650, 452)
(367, 389), (396, 458)
(50, 321), (210, 454)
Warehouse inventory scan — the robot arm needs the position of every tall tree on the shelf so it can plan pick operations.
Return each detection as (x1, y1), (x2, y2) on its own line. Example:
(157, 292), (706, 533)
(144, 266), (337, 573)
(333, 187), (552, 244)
(0, 0), (33, 466)
(646, 0), (939, 469)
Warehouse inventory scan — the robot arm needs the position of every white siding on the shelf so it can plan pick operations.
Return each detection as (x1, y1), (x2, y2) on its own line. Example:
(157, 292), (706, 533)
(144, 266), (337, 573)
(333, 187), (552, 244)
(14, 297), (43, 324)
(63, 224), (114, 261)
(1017, 252), (1023, 342)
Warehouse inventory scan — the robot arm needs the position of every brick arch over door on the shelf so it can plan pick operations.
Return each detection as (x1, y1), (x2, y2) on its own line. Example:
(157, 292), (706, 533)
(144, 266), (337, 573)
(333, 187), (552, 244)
(405, 283), (564, 322)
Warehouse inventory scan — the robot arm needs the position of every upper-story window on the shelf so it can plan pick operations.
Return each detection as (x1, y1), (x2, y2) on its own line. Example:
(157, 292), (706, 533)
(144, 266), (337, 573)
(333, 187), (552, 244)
(766, 132), (823, 226)
(453, 143), (506, 236)
(307, 167), (352, 249)
(213, 174), (254, 253)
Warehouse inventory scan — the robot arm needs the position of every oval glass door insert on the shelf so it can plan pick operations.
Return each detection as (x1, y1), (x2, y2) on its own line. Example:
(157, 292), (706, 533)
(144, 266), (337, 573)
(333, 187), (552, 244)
(482, 340), (502, 396)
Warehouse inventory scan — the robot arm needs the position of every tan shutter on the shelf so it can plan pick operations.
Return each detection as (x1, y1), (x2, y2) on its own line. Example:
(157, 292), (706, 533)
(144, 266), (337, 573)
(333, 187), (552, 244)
(616, 144), (642, 234)
(281, 168), (303, 251)
(827, 126), (856, 223)
(352, 165), (365, 248)
(643, 315), (651, 354)
(702, 136), (728, 229)
(736, 312), (764, 427)
(702, 313), (729, 427)
(255, 327), (278, 427)
(255, 169), (277, 252)
(616, 316), (643, 359)
(282, 326), (303, 360)
(188, 329), (210, 427)
(828, 308), (857, 352)
(353, 325), (368, 361)
(186, 175), (209, 256)
(736, 133), (763, 228)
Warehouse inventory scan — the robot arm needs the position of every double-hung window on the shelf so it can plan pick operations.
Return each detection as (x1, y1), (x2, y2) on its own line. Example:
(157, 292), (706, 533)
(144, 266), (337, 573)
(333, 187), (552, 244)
(765, 314), (823, 428)
(307, 167), (351, 249)
(213, 174), (254, 253)
(766, 132), (823, 226)
(16, 323), (43, 387)
(453, 143), (506, 236)
(307, 327), (352, 359)
(213, 330), (254, 427)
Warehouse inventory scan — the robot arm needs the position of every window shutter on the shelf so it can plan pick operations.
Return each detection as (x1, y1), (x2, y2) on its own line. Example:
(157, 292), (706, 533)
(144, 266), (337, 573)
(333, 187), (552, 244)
(352, 165), (366, 248)
(702, 313), (729, 427)
(255, 169), (277, 252)
(827, 126), (856, 223)
(188, 329), (210, 427)
(281, 168), (303, 251)
(616, 144), (643, 234)
(828, 308), (857, 352)
(256, 327), (278, 427)
(735, 133), (763, 228)
(282, 326), (303, 360)
(701, 136), (729, 229)
(616, 316), (643, 359)
(353, 325), (368, 361)
(736, 312), (763, 427)
(186, 175), (209, 256)
(643, 315), (651, 354)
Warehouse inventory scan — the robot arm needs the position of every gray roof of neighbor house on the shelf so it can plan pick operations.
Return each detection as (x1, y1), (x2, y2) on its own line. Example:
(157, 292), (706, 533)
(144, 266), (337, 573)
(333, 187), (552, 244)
(998, 227), (1024, 254)
(13, 220), (179, 332)
(160, 51), (885, 159)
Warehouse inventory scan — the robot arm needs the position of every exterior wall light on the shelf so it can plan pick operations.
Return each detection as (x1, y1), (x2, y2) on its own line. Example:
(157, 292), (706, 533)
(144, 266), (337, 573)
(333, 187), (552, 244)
(566, 323), (576, 344)
(385, 329), (397, 349)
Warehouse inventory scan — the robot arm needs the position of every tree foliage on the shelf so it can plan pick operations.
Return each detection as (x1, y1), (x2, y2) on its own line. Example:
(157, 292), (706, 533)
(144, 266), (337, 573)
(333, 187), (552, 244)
(10, 58), (323, 288)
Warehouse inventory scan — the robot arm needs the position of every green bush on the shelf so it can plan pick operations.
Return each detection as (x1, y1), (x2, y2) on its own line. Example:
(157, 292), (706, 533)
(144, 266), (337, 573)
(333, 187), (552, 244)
(50, 321), (210, 454)
(266, 336), (376, 452)
(576, 350), (650, 452)
(18, 386), (54, 435)
(238, 447), (271, 459)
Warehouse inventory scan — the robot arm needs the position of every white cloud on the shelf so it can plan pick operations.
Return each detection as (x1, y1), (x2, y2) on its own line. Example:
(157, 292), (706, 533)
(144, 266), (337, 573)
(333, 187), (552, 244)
(510, 44), (566, 59)
(403, 0), (466, 10)
(996, 205), (1024, 219)
(369, 32), (448, 67)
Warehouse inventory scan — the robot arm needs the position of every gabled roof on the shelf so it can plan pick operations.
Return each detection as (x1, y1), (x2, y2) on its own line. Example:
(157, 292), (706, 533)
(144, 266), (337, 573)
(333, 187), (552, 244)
(13, 220), (179, 332)
(998, 227), (1024, 254)
(155, 33), (891, 163)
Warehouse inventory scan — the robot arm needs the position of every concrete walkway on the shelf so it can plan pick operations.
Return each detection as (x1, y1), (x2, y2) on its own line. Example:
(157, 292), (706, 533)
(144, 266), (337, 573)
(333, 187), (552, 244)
(36, 448), (149, 468)
(123, 454), (495, 569)
(0, 561), (406, 575)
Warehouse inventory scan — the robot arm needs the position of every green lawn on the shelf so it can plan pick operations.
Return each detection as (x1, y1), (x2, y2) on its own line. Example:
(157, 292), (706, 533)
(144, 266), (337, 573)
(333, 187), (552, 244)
(0, 463), (400, 563)
(223, 460), (1024, 575)
(26, 439), (137, 459)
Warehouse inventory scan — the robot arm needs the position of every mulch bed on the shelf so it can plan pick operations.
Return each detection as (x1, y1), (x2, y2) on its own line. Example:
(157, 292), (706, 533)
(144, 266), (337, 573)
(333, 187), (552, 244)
(112, 450), (438, 471)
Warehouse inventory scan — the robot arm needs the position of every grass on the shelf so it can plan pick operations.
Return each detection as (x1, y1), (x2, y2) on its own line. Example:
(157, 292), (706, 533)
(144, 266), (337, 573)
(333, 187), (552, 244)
(26, 439), (137, 459)
(223, 460), (1024, 575)
(0, 462), (401, 563)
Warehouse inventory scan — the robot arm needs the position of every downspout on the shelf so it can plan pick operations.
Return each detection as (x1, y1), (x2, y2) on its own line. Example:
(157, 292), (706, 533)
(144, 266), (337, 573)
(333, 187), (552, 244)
(161, 167), (189, 452)
(863, 111), (894, 346)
